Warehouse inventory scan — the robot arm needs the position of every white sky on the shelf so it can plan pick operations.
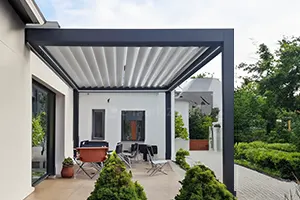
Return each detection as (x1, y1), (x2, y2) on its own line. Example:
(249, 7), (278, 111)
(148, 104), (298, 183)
(40, 0), (300, 87)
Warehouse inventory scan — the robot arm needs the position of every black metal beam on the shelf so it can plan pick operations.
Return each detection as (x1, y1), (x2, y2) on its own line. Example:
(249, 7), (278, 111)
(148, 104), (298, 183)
(165, 91), (172, 159)
(25, 28), (232, 47)
(168, 46), (222, 91)
(73, 89), (79, 155)
(28, 43), (78, 90)
(221, 29), (235, 195)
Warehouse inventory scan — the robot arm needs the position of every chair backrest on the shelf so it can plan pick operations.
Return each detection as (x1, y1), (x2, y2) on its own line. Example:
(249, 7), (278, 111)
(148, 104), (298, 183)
(139, 144), (148, 154)
(80, 140), (89, 147)
(147, 145), (155, 163)
(131, 143), (139, 156)
(80, 140), (109, 148)
(77, 147), (108, 162)
(151, 145), (158, 155)
(115, 143), (123, 154)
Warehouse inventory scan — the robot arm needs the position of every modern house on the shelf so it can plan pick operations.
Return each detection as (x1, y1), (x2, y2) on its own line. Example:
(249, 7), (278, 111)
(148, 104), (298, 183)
(174, 78), (222, 151)
(1, 1), (235, 199)
(175, 78), (222, 124)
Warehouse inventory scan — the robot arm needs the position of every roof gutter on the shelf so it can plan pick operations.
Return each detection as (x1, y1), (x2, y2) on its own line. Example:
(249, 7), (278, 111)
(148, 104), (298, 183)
(9, 0), (46, 24)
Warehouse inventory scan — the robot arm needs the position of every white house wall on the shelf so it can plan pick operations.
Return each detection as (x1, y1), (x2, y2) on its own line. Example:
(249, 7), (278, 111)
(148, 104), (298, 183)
(0, 1), (33, 199)
(79, 92), (166, 158)
(31, 52), (74, 174)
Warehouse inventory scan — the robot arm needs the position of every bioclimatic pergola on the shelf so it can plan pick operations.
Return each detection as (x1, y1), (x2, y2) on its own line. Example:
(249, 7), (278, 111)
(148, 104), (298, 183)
(25, 26), (235, 194)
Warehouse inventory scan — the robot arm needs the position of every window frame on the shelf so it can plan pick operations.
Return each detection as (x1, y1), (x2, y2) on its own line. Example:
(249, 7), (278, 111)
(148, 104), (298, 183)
(121, 110), (146, 142)
(92, 109), (105, 140)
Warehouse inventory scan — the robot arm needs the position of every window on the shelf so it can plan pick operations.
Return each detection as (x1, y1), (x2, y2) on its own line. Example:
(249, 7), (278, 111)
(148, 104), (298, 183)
(121, 111), (145, 141)
(92, 109), (105, 140)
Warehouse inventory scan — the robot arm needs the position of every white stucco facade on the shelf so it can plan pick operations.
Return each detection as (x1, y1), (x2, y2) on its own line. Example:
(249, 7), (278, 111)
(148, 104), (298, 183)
(79, 92), (166, 159)
(0, 2), (74, 199)
(0, 1), (33, 199)
(31, 52), (74, 174)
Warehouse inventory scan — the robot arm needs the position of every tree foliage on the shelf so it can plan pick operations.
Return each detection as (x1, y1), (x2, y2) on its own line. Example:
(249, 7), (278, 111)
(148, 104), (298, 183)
(235, 36), (300, 144)
(191, 72), (214, 79)
(175, 111), (189, 140)
(189, 107), (217, 139)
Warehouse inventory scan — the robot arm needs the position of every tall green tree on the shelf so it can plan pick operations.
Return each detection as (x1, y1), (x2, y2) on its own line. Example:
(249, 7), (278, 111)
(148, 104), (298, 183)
(234, 82), (266, 142)
(237, 36), (300, 139)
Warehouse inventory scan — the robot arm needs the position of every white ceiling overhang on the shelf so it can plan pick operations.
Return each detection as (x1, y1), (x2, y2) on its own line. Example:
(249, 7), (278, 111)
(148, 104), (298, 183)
(25, 28), (227, 92)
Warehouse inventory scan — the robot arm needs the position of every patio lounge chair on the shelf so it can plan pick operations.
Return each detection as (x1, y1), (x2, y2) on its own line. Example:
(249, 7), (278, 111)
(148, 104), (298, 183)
(108, 143), (138, 168)
(75, 140), (109, 168)
(123, 143), (140, 166)
(75, 147), (108, 179)
(146, 146), (168, 176)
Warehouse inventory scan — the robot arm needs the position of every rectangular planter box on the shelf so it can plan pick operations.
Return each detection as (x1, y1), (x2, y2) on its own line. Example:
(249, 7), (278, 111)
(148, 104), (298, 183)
(189, 139), (209, 150)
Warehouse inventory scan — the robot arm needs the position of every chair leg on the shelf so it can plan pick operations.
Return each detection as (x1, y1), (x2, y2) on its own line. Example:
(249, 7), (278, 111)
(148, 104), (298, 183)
(76, 162), (100, 179)
(118, 154), (131, 168)
(150, 163), (168, 176)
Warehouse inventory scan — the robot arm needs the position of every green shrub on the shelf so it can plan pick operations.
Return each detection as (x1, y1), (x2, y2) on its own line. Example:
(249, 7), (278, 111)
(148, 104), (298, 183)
(175, 111), (189, 140)
(175, 164), (236, 200)
(175, 148), (190, 170)
(88, 152), (147, 200)
(234, 142), (300, 180)
(234, 141), (297, 153)
(62, 157), (74, 167)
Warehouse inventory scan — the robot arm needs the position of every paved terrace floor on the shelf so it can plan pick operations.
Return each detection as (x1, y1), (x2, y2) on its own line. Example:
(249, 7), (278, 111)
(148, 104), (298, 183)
(25, 161), (182, 200)
(187, 151), (298, 200)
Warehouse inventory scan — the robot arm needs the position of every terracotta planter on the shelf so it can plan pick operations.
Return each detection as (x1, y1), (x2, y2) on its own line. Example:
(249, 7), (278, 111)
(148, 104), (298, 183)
(189, 139), (209, 150)
(61, 166), (74, 178)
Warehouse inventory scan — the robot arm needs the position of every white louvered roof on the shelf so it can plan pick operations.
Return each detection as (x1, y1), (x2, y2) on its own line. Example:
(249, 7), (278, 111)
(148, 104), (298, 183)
(45, 46), (209, 89)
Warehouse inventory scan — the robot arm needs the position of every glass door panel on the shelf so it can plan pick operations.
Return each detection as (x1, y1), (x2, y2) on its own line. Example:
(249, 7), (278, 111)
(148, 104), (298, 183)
(32, 81), (55, 185)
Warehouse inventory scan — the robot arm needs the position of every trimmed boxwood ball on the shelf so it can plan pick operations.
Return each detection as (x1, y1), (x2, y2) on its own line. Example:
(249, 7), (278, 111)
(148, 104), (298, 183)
(88, 152), (147, 200)
(175, 164), (236, 200)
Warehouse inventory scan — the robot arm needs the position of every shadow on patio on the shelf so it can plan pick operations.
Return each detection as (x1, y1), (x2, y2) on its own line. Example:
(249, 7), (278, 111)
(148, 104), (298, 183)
(25, 161), (182, 200)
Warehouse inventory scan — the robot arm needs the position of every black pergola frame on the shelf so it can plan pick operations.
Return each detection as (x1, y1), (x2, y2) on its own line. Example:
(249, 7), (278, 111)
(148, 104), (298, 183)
(25, 28), (234, 195)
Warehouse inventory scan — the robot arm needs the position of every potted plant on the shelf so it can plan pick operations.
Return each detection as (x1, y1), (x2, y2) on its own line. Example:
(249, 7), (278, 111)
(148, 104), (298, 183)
(61, 157), (74, 178)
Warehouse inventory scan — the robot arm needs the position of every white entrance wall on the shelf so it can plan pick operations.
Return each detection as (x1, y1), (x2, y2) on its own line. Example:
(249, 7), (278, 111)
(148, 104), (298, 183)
(31, 52), (74, 174)
(79, 92), (166, 159)
(0, 1), (33, 199)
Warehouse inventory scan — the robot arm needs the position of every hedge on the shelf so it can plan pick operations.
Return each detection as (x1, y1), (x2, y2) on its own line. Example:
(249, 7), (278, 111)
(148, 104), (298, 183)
(235, 142), (300, 180)
(235, 141), (297, 153)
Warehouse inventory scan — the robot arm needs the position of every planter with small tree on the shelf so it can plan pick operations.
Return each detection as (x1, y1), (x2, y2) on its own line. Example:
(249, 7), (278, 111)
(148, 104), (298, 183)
(61, 157), (74, 178)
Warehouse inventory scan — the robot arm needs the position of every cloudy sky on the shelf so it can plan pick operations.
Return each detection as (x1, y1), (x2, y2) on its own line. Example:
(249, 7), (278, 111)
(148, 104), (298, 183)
(36, 0), (300, 86)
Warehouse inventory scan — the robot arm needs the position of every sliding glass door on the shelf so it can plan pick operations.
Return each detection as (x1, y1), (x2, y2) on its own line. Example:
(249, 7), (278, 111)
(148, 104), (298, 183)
(32, 80), (55, 185)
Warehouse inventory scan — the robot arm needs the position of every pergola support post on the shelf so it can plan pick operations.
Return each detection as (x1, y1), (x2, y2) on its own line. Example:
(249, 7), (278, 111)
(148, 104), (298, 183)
(222, 30), (235, 196)
(165, 91), (172, 159)
(73, 89), (79, 156)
